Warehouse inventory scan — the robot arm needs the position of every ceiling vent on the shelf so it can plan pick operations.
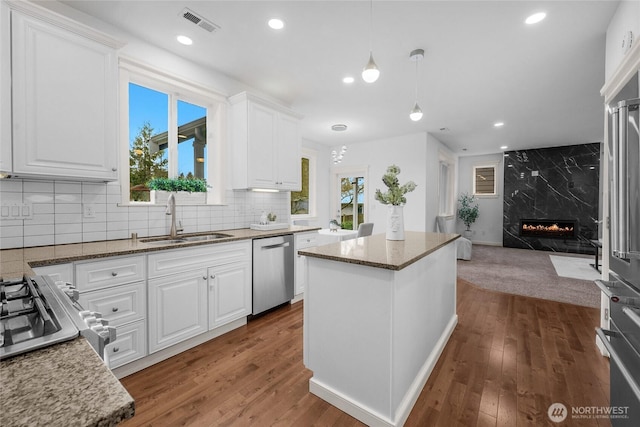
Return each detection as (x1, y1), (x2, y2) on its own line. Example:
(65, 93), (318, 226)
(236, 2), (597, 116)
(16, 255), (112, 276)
(180, 8), (220, 33)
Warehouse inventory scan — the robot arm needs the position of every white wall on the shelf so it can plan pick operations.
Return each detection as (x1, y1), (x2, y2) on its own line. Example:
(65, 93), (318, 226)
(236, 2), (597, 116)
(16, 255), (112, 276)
(300, 138), (332, 228)
(425, 133), (458, 232)
(325, 132), (456, 236)
(328, 133), (427, 234)
(605, 0), (640, 81)
(457, 153), (504, 245)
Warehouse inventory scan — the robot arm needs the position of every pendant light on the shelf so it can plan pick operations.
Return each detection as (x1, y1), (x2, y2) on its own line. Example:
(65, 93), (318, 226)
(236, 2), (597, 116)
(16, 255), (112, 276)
(362, 0), (379, 83)
(409, 48), (424, 121)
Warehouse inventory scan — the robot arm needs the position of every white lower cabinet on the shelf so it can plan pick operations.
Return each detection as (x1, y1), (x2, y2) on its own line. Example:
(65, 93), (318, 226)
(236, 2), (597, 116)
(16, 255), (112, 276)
(148, 269), (208, 354)
(294, 231), (319, 296)
(105, 320), (146, 369)
(32, 263), (73, 283)
(208, 261), (252, 329)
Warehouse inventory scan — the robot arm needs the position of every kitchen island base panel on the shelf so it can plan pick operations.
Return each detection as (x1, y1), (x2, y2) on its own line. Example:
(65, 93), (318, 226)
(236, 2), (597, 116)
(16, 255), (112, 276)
(304, 240), (457, 427)
(309, 314), (457, 427)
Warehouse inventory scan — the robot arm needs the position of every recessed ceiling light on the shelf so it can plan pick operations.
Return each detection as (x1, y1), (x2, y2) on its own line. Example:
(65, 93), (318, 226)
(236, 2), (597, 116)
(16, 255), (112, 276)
(331, 124), (348, 132)
(525, 12), (546, 25)
(494, 122), (504, 127)
(268, 18), (284, 30)
(343, 76), (355, 84)
(176, 35), (193, 45)
(500, 145), (508, 150)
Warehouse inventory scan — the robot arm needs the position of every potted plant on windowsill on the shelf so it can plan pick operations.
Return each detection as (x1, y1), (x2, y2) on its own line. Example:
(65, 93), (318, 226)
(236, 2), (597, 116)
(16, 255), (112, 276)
(148, 177), (208, 205)
(457, 192), (479, 238)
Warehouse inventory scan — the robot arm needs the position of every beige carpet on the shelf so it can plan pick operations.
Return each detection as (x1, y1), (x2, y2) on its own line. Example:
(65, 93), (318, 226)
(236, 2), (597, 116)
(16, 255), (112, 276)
(457, 245), (601, 308)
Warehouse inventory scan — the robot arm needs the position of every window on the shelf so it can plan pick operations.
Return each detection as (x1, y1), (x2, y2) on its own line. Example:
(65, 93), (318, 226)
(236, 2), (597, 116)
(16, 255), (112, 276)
(291, 149), (316, 217)
(473, 165), (497, 196)
(120, 58), (226, 204)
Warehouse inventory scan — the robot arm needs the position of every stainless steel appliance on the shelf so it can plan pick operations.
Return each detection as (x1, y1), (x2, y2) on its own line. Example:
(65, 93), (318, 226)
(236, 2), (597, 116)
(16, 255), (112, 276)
(252, 234), (294, 315)
(0, 275), (115, 360)
(595, 93), (640, 426)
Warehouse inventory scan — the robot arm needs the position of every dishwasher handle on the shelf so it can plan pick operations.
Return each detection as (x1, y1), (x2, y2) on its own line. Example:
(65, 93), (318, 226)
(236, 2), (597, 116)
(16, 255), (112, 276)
(261, 242), (291, 250)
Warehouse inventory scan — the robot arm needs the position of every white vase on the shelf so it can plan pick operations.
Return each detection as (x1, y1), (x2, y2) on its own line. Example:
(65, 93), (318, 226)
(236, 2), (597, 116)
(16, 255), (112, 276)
(463, 230), (473, 239)
(386, 205), (405, 240)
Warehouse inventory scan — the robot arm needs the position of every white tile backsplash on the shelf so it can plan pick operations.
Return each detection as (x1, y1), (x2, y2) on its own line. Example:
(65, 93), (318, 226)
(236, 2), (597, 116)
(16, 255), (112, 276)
(0, 180), (290, 248)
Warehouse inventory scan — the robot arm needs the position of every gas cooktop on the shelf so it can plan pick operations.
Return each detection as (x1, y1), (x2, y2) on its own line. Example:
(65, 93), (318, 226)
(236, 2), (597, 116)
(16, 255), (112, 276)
(0, 276), (79, 360)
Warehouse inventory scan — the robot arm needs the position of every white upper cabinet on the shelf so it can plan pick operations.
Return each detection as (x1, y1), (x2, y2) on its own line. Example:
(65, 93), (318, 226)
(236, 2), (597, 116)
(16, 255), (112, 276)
(230, 92), (302, 191)
(8, 2), (122, 180)
(0, 1), (12, 175)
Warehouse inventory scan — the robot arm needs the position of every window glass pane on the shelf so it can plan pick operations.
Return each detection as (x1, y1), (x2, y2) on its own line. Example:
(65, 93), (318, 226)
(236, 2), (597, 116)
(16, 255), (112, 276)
(291, 157), (309, 215)
(177, 100), (207, 181)
(129, 83), (168, 202)
(475, 166), (496, 195)
(340, 176), (364, 230)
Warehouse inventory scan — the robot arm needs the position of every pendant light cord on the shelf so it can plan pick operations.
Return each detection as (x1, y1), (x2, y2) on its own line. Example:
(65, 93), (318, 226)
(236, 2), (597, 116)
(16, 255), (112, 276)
(369, 0), (373, 52)
(414, 60), (419, 101)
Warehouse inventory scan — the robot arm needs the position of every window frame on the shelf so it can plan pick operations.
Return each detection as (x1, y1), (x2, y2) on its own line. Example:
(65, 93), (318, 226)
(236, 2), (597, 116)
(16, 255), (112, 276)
(472, 163), (499, 197)
(119, 58), (227, 205)
(291, 148), (317, 219)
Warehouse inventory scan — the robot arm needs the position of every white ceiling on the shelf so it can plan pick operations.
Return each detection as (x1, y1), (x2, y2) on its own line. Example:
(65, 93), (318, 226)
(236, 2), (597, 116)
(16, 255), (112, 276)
(58, 0), (619, 155)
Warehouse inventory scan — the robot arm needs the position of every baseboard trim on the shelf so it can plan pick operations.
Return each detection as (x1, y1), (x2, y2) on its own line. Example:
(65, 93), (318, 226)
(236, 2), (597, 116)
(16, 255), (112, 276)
(472, 241), (502, 247)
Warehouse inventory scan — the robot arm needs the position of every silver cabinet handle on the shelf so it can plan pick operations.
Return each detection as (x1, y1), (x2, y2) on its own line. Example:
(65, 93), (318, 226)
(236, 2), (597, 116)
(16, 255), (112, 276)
(203, 276), (207, 280)
(210, 275), (216, 279)
(111, 272), (118, 277)
(112, 307), (118, 312)
(112, 347), (119, 353)
(596, 327), (640, 403)
(111, 167), (117, 172)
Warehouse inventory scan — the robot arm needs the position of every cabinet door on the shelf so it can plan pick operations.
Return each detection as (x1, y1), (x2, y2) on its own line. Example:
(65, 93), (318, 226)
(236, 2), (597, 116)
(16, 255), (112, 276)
(294, 232), (318, 295)
(11, 10), (118, 180)
(247, 101), (277, 188)
(105, 319), (147, 369)
(208, 261), (252, 329)
(148, 270), (208, 353)
(276, 113), (301, 190)
(0, 2), (10, 174)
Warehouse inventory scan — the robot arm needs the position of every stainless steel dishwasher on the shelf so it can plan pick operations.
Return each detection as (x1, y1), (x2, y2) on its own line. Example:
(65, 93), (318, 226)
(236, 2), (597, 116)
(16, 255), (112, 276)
(252, 234), (294, 315)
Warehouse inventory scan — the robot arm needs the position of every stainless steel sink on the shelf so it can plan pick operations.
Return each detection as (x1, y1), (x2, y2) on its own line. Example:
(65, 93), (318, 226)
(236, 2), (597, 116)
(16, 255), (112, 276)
(181, 233), (231, 242)
(141, 233), (231, 244)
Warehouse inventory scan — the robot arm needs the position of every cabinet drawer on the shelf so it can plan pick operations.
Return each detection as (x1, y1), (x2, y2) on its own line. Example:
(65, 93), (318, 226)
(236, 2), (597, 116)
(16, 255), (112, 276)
(105, 320), (147, 369)
(75, 256), (145, 291)
(32, 263), (73, 283)
(148, 241), (251, 278)
(296, 232), (319, 250)
(77, 282), (146, 326)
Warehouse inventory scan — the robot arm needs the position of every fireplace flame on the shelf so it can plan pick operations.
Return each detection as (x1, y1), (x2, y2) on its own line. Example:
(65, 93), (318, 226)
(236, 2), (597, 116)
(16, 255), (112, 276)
(522, 223), (574, 233)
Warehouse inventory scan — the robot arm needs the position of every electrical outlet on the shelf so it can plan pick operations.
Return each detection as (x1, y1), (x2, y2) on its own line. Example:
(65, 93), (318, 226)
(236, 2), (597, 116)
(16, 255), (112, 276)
(83, 204), (96, 218)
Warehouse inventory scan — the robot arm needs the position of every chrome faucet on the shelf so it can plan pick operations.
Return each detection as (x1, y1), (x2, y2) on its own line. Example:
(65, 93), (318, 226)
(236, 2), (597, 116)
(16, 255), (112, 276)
(165, 193), (182, 239)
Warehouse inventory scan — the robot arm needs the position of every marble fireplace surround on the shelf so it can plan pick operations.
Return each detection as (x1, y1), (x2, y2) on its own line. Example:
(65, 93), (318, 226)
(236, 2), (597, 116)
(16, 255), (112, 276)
(503, 143), (600, 254)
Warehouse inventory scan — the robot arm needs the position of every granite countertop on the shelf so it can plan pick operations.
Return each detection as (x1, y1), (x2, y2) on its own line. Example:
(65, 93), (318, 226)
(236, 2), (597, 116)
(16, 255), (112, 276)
(298, 231), (460, 271)
(0, 226), (320, 279)
(1, 338), (135, 427)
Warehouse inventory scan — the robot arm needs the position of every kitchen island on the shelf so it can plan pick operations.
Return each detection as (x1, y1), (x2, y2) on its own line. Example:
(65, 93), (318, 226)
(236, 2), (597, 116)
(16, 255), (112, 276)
(298, 231), (459, 427)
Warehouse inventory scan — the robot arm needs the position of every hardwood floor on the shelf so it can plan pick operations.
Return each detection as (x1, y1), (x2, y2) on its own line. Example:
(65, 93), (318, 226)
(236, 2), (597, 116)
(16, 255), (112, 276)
(120, 279), (610, 426)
